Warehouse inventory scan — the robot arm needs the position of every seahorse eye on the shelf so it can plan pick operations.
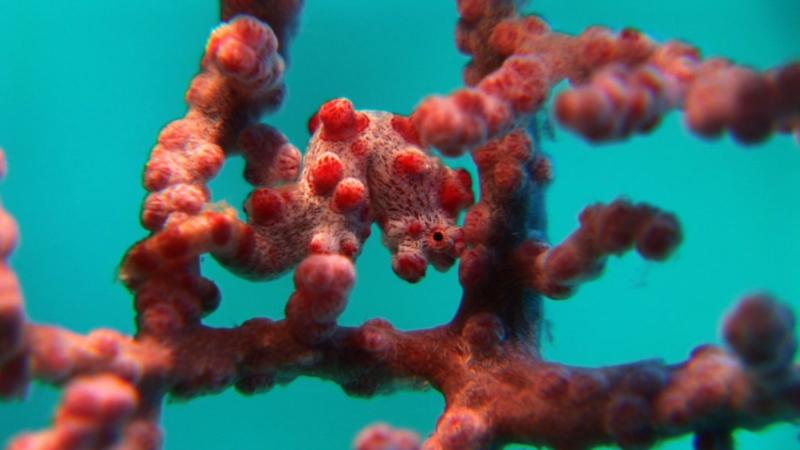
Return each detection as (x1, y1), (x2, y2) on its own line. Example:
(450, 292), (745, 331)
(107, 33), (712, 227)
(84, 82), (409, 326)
(432, 231), (444, 242)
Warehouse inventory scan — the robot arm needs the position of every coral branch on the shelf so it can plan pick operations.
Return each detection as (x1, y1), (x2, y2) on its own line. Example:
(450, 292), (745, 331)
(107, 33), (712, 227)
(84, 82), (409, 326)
(0, 151), (26, 400)
(220, 0), (304, 60)
(556, 52), (800, 144)
(355, 424), (421, 450)
(8, 292), (799, 450)
(359, 296), (800, 450)
(414, 6), (800, 154)
(140, 16), (292, 232)
(9, 375), (142, 450)
(517, 199), (682, 299)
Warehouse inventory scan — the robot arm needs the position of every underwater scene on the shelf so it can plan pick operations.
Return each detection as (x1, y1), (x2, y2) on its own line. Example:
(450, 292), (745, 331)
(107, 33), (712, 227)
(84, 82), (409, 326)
(0, 0), (798, 449)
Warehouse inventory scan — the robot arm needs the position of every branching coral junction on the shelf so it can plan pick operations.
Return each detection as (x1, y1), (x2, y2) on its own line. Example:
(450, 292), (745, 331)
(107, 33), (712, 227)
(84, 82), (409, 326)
(0, 0), (799, 449)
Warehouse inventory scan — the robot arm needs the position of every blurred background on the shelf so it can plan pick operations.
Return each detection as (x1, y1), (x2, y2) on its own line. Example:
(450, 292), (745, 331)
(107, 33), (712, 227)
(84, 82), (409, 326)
(0, 0), (798, 448)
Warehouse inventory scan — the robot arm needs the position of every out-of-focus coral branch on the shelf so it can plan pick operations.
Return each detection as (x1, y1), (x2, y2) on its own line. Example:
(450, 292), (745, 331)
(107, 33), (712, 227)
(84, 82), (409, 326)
(355, 424), (421, 450)
(8, 375), (145, 450)
(414, 4), (800, 155)
(220, 0), (303, 60)
(456, 0), (530, 86)
(516, 199), (682, 299)
(555, 48), (800, 144)
(0, 150), (27, 400)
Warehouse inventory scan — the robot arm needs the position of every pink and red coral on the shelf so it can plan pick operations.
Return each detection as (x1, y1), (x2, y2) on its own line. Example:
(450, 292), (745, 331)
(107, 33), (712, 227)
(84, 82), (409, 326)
(1, 0), (799, 449)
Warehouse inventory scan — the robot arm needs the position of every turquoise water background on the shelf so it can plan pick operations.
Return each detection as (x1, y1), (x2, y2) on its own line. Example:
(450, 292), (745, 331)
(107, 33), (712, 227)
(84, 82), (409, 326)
(1, 0), (798, 449)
